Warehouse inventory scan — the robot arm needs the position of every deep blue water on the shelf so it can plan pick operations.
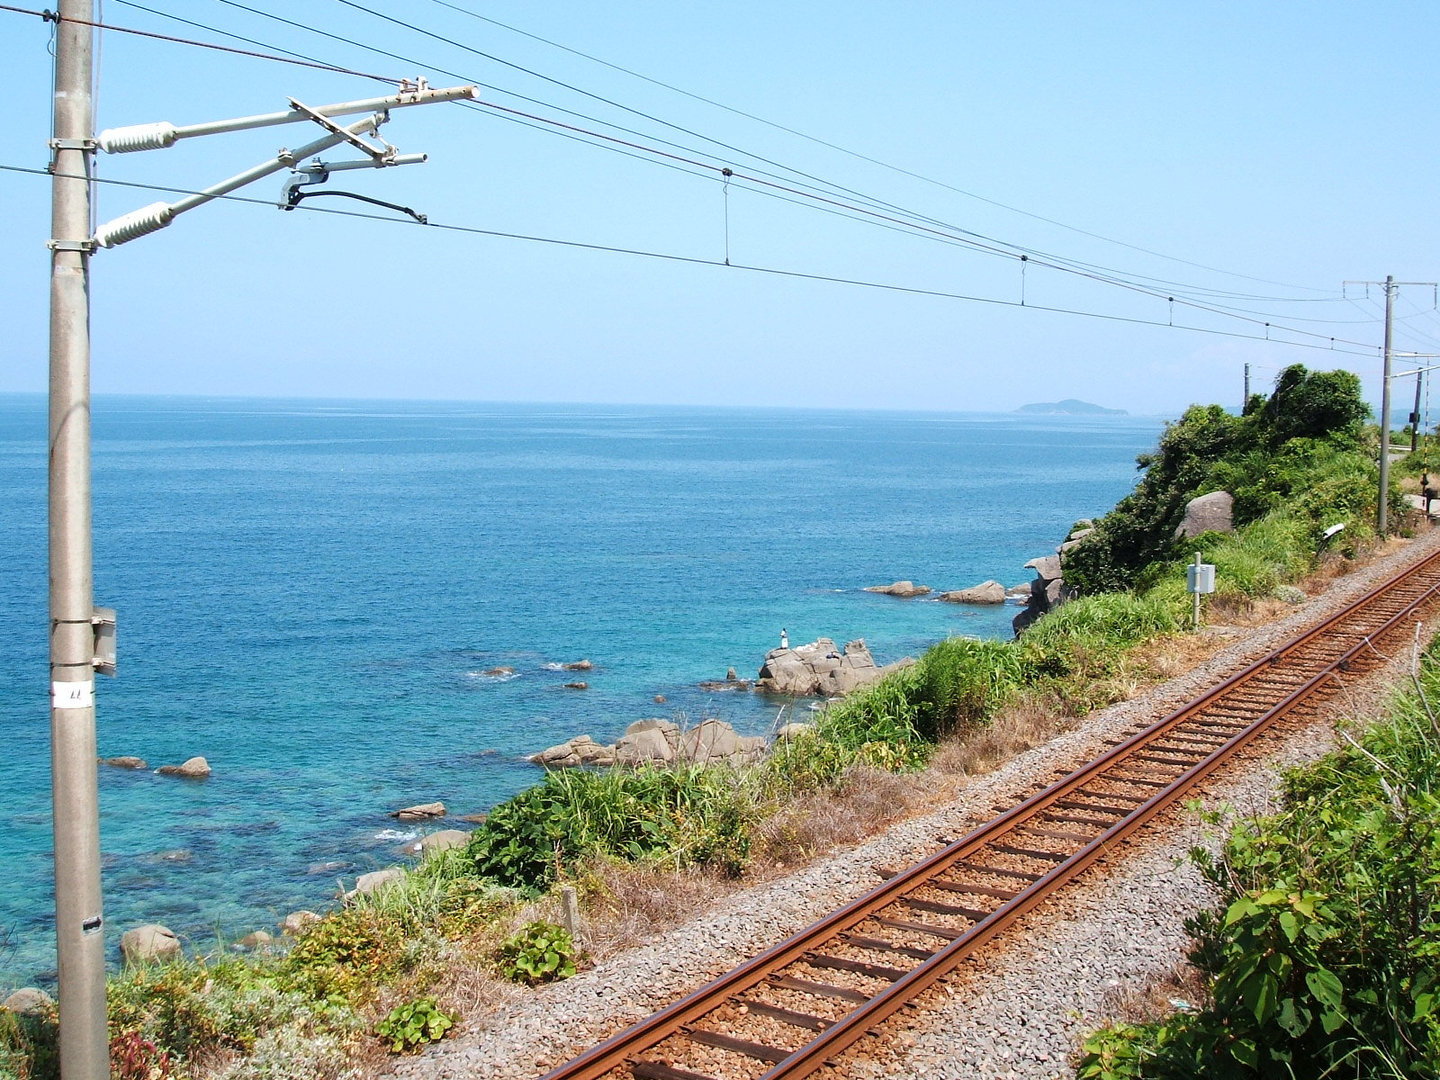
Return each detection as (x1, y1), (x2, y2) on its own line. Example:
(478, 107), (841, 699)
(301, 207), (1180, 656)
(0, 394), (1162, 987)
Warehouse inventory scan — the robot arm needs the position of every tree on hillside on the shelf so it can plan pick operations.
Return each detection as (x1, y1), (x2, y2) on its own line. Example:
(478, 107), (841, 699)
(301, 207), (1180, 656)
(1063, 364), (1373, 595)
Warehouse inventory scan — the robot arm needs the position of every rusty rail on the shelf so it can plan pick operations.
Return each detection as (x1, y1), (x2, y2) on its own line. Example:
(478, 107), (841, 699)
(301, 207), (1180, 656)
(537, 545), (1440, 1080)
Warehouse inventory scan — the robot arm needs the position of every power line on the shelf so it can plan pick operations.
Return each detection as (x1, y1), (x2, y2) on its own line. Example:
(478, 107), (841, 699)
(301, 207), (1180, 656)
(11, 1), (1389, 349)
(421, 0), (1341, 297)
(0, 161), (1383, 360)
(105, 0), (1365, 330)
(0, 2), (399, 81)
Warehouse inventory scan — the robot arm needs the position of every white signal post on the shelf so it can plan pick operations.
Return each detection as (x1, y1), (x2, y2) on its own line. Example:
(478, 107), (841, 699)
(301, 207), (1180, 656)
(44, 8), (470, 1068)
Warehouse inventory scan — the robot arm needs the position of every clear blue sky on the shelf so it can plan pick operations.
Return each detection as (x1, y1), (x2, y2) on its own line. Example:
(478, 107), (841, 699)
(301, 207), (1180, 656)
(3, 1), (1437, 415)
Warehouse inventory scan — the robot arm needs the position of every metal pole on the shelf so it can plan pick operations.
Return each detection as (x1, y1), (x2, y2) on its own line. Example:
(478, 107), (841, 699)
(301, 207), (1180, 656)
(1242, 362), (1250, 411)
(1192, 551), (1202, 630)
(49, 1), (108, 1076)
(1412, 367), (1423, 453)
(1379, 275), (1395, 536)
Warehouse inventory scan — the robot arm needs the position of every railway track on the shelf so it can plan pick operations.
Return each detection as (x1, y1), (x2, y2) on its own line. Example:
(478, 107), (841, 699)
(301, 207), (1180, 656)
(537, 546), (1440, 1080)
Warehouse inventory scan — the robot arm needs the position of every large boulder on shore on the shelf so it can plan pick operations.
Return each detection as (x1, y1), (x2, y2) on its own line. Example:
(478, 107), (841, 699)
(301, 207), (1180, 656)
(121, 924), (181, 964)
(419, 829), (471, 856)
(3, 988), (54, 1016)
(1175, 490), (1235, 539)
(756, 638), (886, 697)
(392, 801), (446, 820)
(350, 867), (405, 898)
(940, 580), (1007, 605)
(615, 722), (676, 766)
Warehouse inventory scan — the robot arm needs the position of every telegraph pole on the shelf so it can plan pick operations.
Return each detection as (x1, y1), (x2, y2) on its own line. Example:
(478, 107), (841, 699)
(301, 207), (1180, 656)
(1379, 275), (1395, 535)
(1348, 275), (1436, 536)
(1242, 362), (1250, 411)
(1412, 367), (1424, 453)
(48, 0), (109, 1076)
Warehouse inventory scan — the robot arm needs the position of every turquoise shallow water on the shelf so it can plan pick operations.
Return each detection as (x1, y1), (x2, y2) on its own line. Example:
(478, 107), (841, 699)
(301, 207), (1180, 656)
(0, 394), (1163, 987)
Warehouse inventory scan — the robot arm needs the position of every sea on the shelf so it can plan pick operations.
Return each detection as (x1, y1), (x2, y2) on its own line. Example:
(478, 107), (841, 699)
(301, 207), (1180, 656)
(0, 394), (1164, 988)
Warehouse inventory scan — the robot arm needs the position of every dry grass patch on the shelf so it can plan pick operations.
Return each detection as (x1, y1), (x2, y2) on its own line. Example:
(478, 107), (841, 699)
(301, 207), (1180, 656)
(1129, 631), (1223, 680)
(929, 696), (1067, 778)
(575, 860), (746, 959)
(1094, 960), (1209, 1028)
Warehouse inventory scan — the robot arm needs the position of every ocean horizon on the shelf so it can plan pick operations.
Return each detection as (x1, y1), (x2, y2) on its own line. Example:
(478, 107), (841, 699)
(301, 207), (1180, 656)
(0, 393), (1164, 987)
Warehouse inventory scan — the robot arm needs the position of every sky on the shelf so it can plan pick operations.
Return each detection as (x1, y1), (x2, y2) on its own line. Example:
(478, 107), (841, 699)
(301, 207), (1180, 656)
(2, 1), (1438, 416)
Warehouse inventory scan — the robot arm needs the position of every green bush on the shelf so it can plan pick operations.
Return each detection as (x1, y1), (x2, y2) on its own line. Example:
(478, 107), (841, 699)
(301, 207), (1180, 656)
(0, 1006), (57, 1080)
(496, 922), (577, 986)
(466, 764), (753, 891)
(1076, 645), (1440, 1078)
(373, 997), (454, 1053)
(913, 636), (1026, 740)
(1065, 364), (1374, 595)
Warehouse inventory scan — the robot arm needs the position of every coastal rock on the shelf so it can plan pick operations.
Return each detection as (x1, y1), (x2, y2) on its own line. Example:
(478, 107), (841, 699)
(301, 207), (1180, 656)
(562, 659), (593, 671)
(531, 736), (614, 767)
(156, 756), (210, 778)
(1006, 583), (1032, 600)
(3, 988), (54, 1016)
(678, 719), (743, 763)
(864, 580), (932, 598)
(121, 924), (181, 964)
(699, 678), (752, 691)
(482, 666), (514, 677)
(940, 580), (1007, 605)
(755, 638), (884, 697)
(419, 829), (471, 856)
(1024, 554), (1063, 581)
(238, 930), (274, 950)
(774, 722), (814, 741)
(392, 801), (445, 820)
(615, 725), (675, 766)
(101, 755), (147, 770)
(351, 867), (405, 897)
(280, 910), (320, 936)
(563, 681), (589, 690)
(1175, 490), (1235, 539)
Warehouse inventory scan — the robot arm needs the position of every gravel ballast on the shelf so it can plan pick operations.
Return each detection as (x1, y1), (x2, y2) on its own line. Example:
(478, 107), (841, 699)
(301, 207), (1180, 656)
(393, 529), (1440, 1080)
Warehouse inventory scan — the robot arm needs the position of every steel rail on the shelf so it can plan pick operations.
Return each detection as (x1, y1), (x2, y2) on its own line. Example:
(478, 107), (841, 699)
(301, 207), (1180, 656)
(536, 545), (1440, 1080)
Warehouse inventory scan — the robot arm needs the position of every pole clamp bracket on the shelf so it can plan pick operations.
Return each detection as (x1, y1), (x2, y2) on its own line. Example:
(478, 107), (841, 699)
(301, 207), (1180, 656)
(48, 137), (97, 153)
(48, 238), (98, 253)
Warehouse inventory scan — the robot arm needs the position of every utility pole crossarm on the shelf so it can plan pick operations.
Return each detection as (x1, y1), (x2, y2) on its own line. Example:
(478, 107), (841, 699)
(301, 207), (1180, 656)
(96, 81), (477, 153)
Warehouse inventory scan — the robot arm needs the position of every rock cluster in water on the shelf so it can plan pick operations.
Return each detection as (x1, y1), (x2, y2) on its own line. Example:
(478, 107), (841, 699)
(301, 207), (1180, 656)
(530, 717), (771, 769)
(756, 637), (906, 697)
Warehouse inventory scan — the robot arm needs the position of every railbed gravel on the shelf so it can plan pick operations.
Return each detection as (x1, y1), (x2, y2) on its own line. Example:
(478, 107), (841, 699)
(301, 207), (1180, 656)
(392, 528), (1440, 1080)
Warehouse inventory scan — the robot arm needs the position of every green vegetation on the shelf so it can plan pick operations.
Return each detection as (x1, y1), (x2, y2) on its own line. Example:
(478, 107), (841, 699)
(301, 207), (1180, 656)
(0, 363), (1401, 1080)
(1064, 364), (1378, 595)
(496, 923), (578, 986)
(373, 997), (454, 1053)
(1077, 642), (1440, 1079)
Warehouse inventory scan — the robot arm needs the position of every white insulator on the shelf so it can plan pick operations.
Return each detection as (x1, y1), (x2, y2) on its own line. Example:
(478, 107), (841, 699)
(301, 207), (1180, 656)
(94, 203), (174, 248)
(98, 122), (179, 154)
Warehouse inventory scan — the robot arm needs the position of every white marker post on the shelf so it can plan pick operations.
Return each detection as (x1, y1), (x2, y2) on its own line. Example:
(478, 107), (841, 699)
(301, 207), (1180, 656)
(1187, 551), (1216, 630)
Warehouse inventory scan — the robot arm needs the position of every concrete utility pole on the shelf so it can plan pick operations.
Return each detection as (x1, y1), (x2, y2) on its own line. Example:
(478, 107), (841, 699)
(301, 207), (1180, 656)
(1243, 362), (1250, 411)
(1380, 275), (1396, 536)
(47, 1), (109, 1077)
(1346, 276), (1438, 537)
(1412, 368), (1423, 453)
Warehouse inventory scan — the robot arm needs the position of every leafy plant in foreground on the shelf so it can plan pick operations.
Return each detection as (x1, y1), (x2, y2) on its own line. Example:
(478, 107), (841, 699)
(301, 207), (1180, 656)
(496, 922), (577, 986)
(373, 997), (454, 1053)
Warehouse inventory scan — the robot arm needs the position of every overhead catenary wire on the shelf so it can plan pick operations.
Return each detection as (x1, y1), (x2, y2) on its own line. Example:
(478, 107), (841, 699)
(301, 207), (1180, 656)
(44, 0), (1377, 338)
(198, 0), (1354, 311)
(0, 2), (401, 81)
(0, 161), (1386, 361)
(421, 0), (1341, 298)
(3, 3), (1400, 355)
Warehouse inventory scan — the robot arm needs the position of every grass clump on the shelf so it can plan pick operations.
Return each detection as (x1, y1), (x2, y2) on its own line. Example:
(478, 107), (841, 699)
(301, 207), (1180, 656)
(1077, 643), (1440, 1079)
(465, 763), (753, 891)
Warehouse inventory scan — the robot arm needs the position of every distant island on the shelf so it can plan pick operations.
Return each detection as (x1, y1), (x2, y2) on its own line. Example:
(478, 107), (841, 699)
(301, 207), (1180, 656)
(1016, 398), (1127, 416)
